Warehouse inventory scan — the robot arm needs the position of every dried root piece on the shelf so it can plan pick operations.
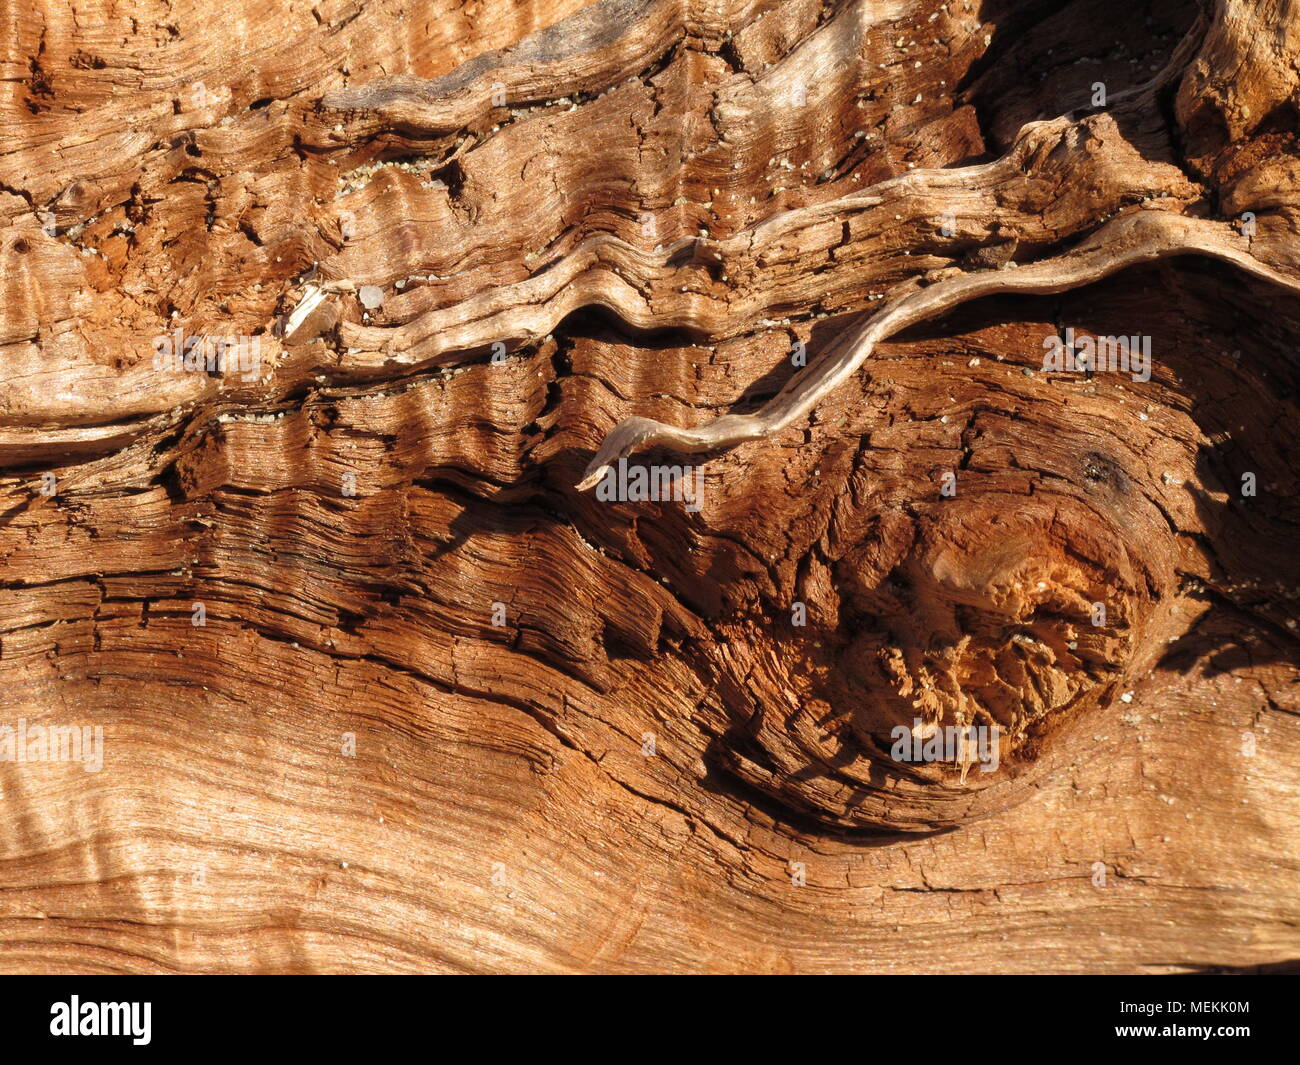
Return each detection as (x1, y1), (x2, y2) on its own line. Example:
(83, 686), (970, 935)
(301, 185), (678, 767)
(576, 211), (1300, 490)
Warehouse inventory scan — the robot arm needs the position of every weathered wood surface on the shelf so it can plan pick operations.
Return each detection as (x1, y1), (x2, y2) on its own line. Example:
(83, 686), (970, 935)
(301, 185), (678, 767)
(0, 0), (1297, 973)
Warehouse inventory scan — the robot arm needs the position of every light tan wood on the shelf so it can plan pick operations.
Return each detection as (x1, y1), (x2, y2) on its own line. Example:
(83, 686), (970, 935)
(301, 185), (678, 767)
(1, 0), (1297, 973)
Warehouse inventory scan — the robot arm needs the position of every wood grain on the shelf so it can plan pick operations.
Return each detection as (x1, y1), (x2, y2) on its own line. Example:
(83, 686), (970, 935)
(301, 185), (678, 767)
(1, 0), (1297, 973)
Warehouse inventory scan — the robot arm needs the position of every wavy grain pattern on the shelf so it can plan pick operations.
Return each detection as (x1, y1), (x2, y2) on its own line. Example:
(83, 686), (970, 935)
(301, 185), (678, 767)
(1, 0), (1298, 973)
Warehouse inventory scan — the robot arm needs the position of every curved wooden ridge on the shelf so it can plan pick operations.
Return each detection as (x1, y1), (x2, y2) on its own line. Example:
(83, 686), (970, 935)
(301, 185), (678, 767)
(0, 0), (1297, 972)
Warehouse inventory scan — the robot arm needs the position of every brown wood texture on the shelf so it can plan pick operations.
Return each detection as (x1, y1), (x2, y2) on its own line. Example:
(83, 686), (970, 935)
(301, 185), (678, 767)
(1, 0), (1297, 973)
